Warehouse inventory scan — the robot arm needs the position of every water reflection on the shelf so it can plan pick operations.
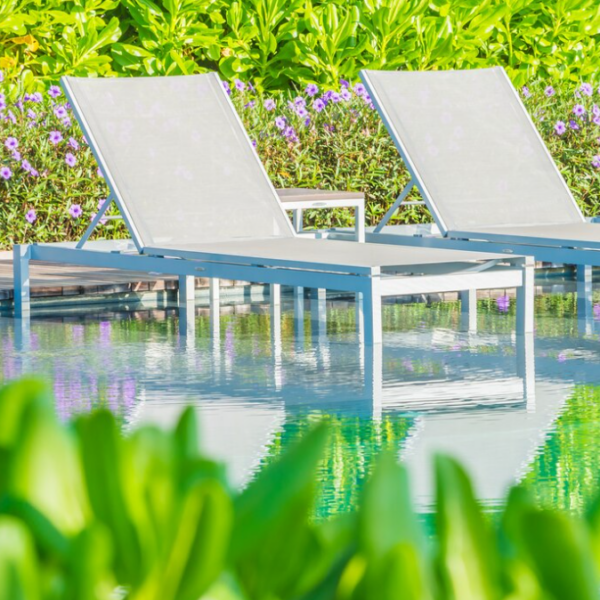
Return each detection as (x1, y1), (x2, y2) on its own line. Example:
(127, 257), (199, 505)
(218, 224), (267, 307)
(2, 290), (600, 516)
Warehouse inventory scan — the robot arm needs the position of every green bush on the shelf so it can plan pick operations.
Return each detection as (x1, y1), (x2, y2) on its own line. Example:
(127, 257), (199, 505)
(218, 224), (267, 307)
(1, 76), (600, 249)
(3, 377), (600, 600)
(1, 0), (600, 92)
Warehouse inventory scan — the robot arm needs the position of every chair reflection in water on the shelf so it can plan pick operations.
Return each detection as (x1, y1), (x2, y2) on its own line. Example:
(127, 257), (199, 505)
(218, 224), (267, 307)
(169, 290), (543, 501)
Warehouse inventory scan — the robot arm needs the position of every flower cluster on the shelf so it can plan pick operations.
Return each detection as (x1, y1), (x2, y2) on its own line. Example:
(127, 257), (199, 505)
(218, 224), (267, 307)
(1, 71), (600, 249)
(524, 82), (600, 169)
(0, 71), (122, 243)
(229, 78), (376, 148)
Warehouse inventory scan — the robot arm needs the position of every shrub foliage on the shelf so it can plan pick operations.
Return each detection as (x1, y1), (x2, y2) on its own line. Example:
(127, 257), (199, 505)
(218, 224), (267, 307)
(3, 378), (600, 599)
(0, 77), (599, 249)
(1, 0), (600, 92)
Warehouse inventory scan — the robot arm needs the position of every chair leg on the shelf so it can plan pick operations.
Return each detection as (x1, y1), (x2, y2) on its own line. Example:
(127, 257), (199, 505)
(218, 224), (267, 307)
(13, 244), (31, 317)
(178, 275), (195, 338)
(270, 283), (281, 306)
(294, 287), (305, 345)
(178, 275), (195, 304)
(459, 289), (477, 332)
(311, 288), (327, 338)
(361, 278), (382, 346)
(209, 278), (220, 340)
(576, 264), (593, 334)
(516, 258), (535, 334)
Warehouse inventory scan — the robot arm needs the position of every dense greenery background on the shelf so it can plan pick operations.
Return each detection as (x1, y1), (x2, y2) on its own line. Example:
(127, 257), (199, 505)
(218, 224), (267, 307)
(1, 0), (600, 91)
(5, 377), (600, 600)
(1, 76), (600, 249)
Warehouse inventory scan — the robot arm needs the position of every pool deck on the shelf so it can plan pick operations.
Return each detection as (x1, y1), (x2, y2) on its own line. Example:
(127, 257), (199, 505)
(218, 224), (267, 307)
(0, 251), (576, 312)
(0, 251), (261, 311)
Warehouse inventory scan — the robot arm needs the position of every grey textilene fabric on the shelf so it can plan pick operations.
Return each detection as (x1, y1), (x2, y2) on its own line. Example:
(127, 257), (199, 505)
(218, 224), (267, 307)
(144, 238), (509, 269)
(453, 222), (600, 249)
(63, 73), (293, 247)
(362, 67), (584, 232)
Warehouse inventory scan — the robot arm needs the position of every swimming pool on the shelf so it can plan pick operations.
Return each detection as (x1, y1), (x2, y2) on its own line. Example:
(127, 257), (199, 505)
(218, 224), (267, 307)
(1, 289), (599, 519)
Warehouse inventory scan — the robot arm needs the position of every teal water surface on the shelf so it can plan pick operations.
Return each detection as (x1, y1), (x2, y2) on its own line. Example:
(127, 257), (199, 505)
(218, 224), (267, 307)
(1, 292), (600, 518)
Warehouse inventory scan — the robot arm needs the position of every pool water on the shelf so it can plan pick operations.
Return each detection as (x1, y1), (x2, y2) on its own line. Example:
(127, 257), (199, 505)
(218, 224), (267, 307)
(2, 291), (600, 518)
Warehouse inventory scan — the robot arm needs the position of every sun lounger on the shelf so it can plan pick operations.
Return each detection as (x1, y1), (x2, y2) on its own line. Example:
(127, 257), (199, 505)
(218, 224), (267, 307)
(13, 72), (533, 343)
(359, 67), (600, 287)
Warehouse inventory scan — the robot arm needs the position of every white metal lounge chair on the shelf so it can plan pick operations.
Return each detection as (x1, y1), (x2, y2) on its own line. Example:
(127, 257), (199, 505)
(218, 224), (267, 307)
(358, 67), (600, 290)
(12, 73), (534, 344)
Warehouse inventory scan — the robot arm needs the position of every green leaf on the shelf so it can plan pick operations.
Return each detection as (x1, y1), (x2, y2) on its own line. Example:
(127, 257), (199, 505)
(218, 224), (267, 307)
(520, 510), (599, 600)
(358, 452), (423, 560)
(434, 454), (500, 600)
(231, 423), (329, 559)
(0, 516), (40, 600)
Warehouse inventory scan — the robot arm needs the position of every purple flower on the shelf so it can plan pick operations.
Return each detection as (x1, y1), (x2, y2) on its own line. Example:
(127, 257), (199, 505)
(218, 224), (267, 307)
(4, 137), (18, 150)
(521, 86), (531, 99)
(283, 126), (298, 142)
(251, 139), (257, 148)
(305, 84), (319, 97)
(592, 155), (600, 169)
(569, 120), (580, 130)
(303, 117), (311, 127)
(0, 166), (11, 180)
(27, 109), (36, 119)
(594, 115), (600, 126)
(496, 295), (510, 313)
(68, 204), (83, 218)
(54, 105), (67, 119)
(313, 98), (326, 112)
(544, 86), (555, 97)
(554, 121), (566, 135)
(11, 151), (20, 161)
(65, 152), (77, 167)
(341, 88), (351, 101)
(49, 130), (63, 145)
(294, 96), (306, 109)
(274, 116), (286, 130)
(0, 98), (5, 111)
(340, 79), (350, 88)
(244, 100), (255, 109)
(592, 104), (600, 117)
(25, 209), (36, 224)
(97, 167), (103, 178)
(6, 111), (16, 124)
(29, 92), (42, 103)
(68, 137), (79, 150)
(90, 212), (108, 226)
(98, 198), (107, 210)
(21, 159), (31, 172)
(594, 304), (600, 320)
(573, 104), (585, 117)
(581, 83), (593, 96)
(222, 81), (231, 96)
(264, 98), (276, 111)
(234, 79), (245, 92)
(330, 92), (341, 103)
(62, 117), (72, 128)
(0, 71), (3, 83)
(48, 85), (62, 98)
(353, 83), (366, 97)
(557, 352), (567, 363)
(296, 106), (308, 118)
(29, 168), (39, 177)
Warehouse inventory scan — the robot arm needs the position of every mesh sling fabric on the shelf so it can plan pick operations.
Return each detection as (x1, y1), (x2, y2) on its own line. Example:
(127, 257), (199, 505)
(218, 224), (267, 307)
(63, 73), (293, 247)
(363, 67), (583, 232)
